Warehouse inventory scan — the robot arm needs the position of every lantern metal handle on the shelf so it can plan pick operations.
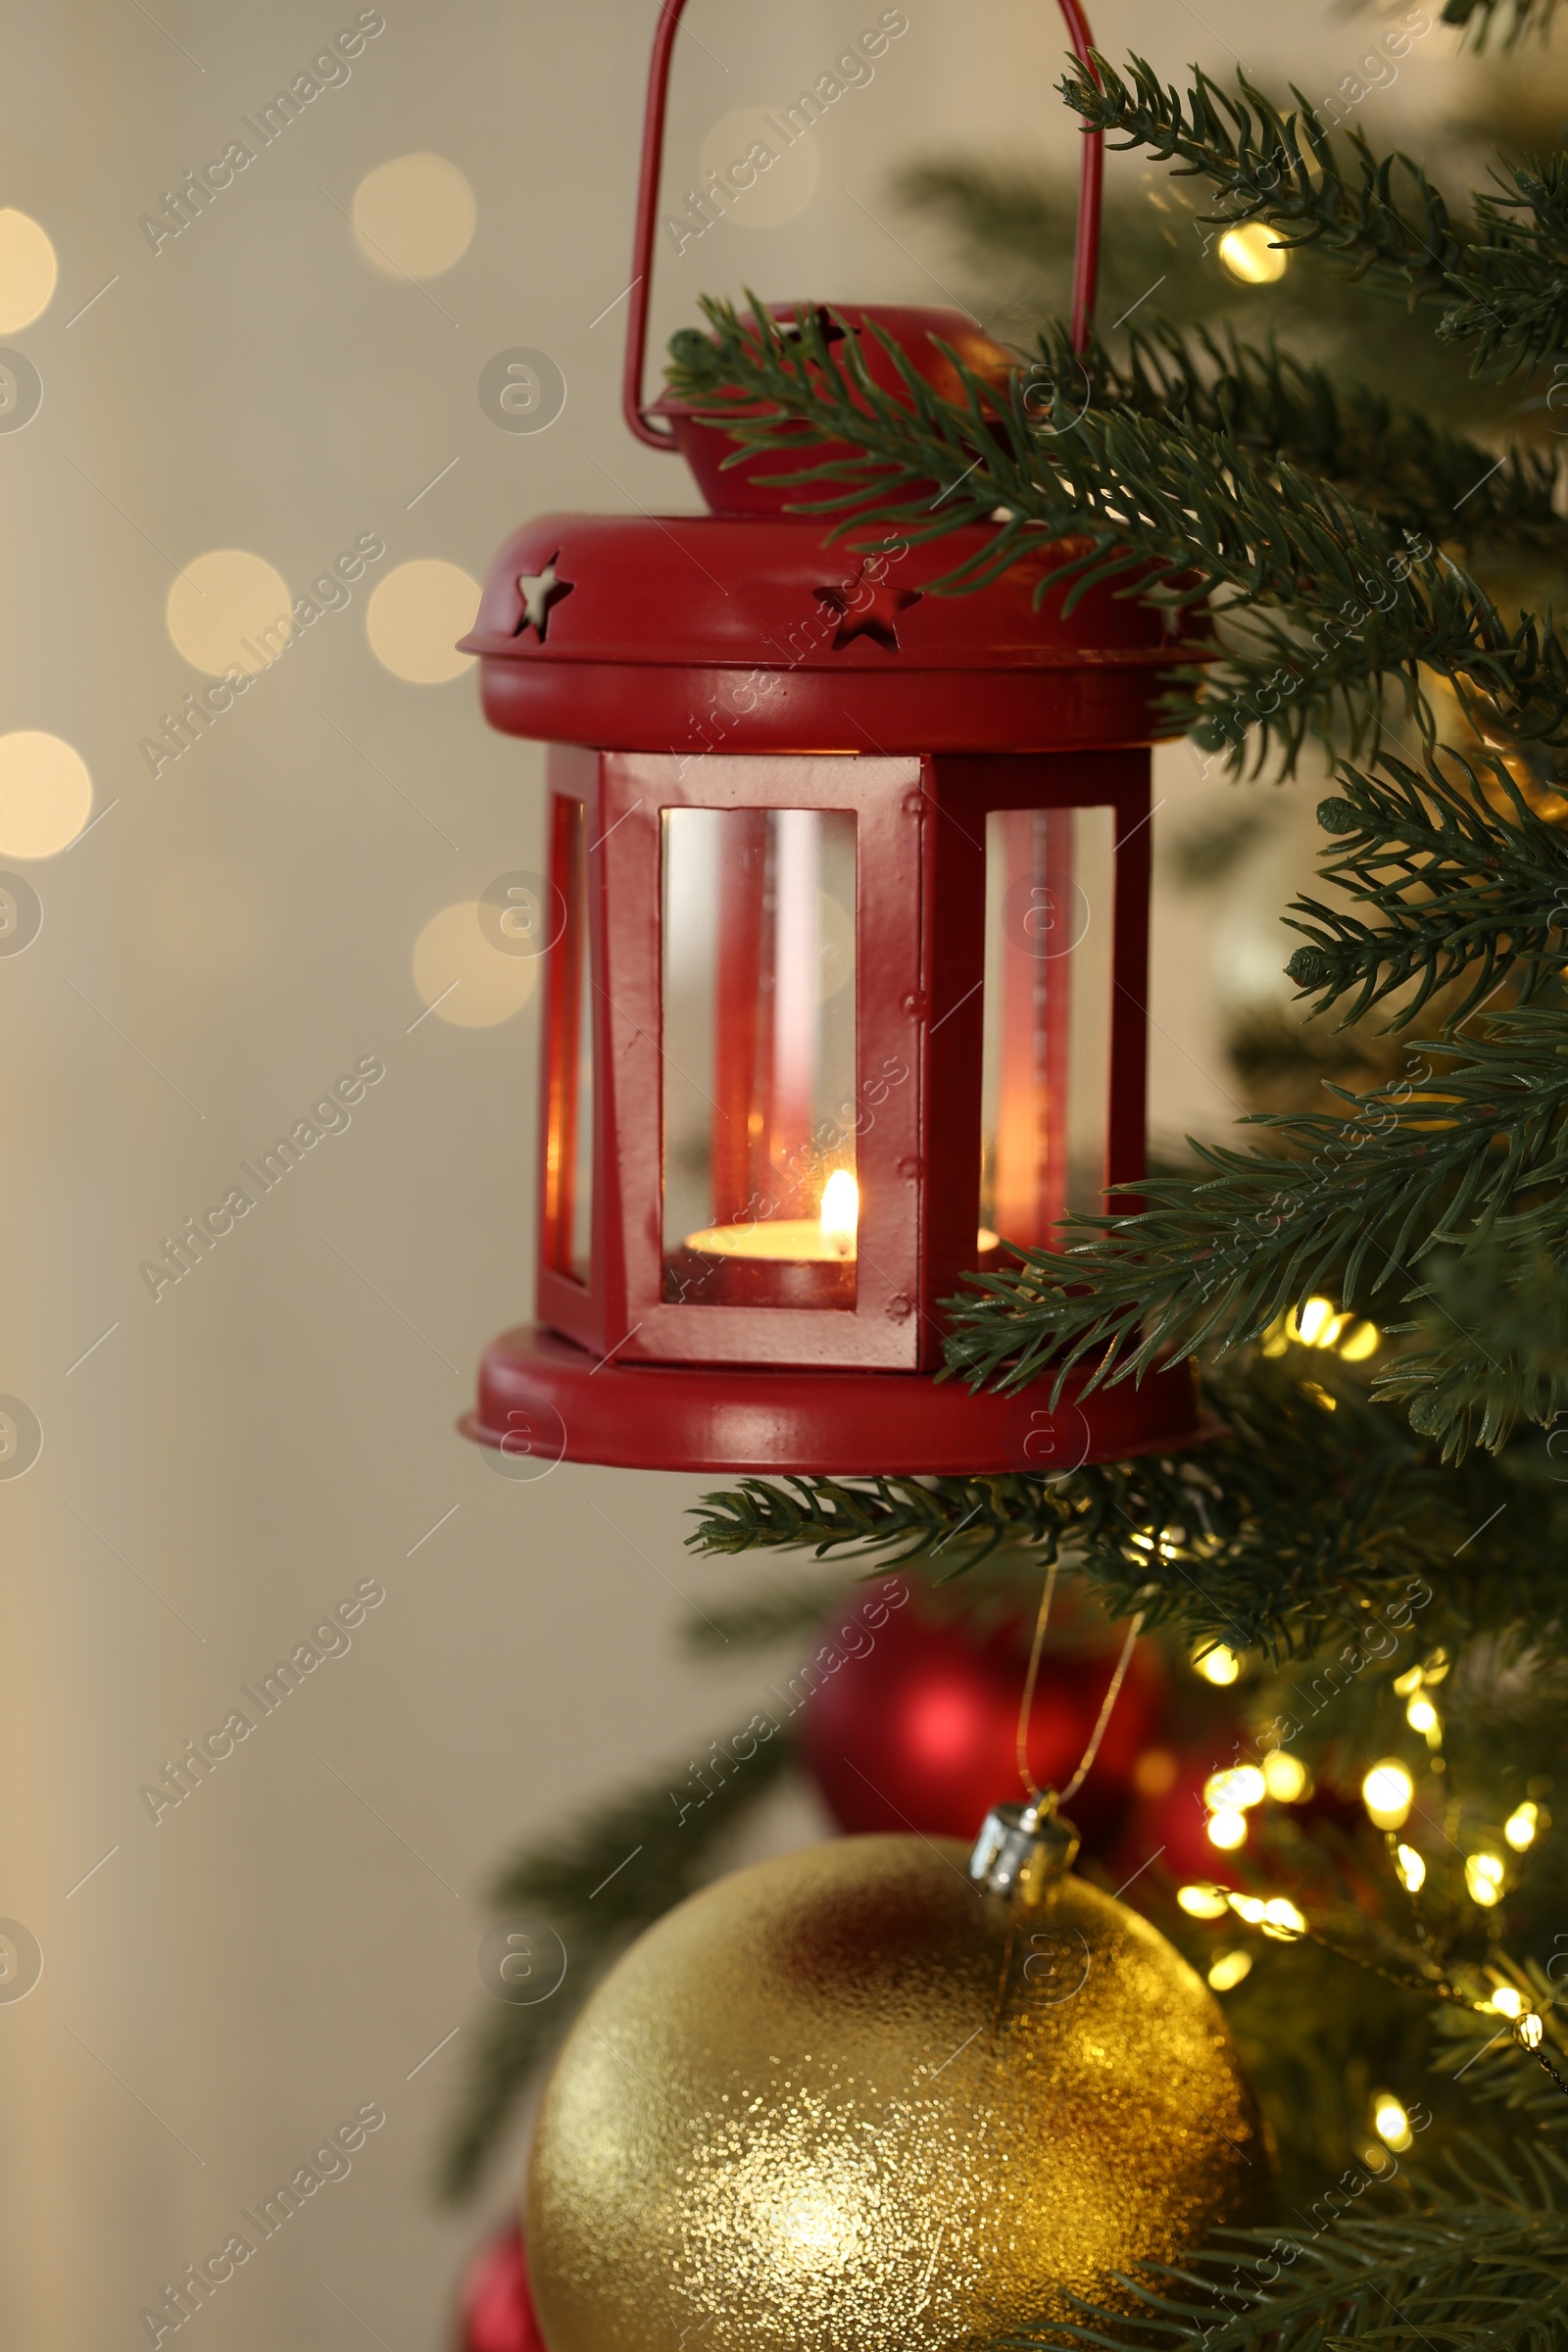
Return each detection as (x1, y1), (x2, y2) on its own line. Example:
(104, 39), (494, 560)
(621, 0), (1105, 450)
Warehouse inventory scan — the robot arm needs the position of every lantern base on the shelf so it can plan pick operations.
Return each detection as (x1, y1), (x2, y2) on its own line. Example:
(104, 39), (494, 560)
(461, 1326), (1207, 1477)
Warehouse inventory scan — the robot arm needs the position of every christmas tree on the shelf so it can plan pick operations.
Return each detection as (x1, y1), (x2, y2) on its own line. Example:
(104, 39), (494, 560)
(448, 11), (1568, 2345)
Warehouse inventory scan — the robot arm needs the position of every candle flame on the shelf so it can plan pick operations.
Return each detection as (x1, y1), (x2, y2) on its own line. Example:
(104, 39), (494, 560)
(819, 1170), (858, 1255)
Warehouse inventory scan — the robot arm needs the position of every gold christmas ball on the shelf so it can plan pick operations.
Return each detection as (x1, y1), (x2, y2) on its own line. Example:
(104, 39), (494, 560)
(526, 1830), (1269, 2351)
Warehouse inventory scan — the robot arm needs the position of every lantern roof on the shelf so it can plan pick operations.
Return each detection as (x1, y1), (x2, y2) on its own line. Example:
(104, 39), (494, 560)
(647, 301), (1016, 516)
(460, 498), (1204, 757)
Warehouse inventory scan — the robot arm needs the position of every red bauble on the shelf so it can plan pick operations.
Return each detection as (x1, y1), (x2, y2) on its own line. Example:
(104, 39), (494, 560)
(799, 1595), (1164, 1854)
(457, 2222), (548, 2352)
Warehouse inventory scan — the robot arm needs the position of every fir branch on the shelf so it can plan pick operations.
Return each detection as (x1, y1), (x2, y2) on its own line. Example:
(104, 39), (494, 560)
(1094, 324), (1565, 561)
(1433, 1978), (1568, 2128)
(1057, 57), (1568, 377)
(1042, 2147), (1568, 2352)
(938, 1008), (1568, 1412)
(690, 1356), (1558, 1663)
(1371, 1244), (1568, 1454)
(678, 307), (1568, 1450)
(679, 1571), (858, 1654)
(940, 1002), (1568, 1401)
(1442, 0), (1563, 41)
(897, 157), (1056, 253)
(439, 1722), (792, 2198)
(668, 300), (1568, 776)
(689, 1473), (1070, 1572)
(1055, 54), (1467, 306)
(1284, 752), (1568, 1029)
(1453, 154), (1568, 373)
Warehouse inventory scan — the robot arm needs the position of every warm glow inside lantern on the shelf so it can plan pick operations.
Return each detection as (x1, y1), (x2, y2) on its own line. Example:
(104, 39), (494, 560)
(459, 0), (1209, 1477)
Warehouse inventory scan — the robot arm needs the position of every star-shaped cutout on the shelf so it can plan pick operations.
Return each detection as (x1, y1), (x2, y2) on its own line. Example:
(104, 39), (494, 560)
(814, 564), (922, 653)
(513, 553), (574, 643)
(778, 307), (858, 350)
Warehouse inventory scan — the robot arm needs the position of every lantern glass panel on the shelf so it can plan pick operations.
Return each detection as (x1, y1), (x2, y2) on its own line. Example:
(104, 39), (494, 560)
(545, 798), (593, 1286)
(568, 896), (593, 1285)
(662, 806), (858, 1309)
(980, 805), (1115, 1249)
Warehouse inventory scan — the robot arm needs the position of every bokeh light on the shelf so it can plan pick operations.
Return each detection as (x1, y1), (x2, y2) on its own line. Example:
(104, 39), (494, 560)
(1292, 1296), (1348, 1348)
(0, 209), (58, 331)
(1504, 1801), (1539, 1850)
(167, 551), (293, 676)
(367, 561), (478, 684)
(1363, 1761), (1414, 1830)
(1262, 1750), (1309, 1802)
(700, 110), (821, 232)
(1219, 222), (1288, 285)
(1207, 1950), (1252, 1992)
(1204, 1766), (1266, 1813)
(352, 154), (476, 278)
(1193, 1642), (1241, 1687)
(1261, 1897), (1305, 1940)
(1465, 1851), (1504, 1907)
(0, 731), (92, 858)
(1373, 2093), (1412, 2152)
(413, 902), (538, 1028)
(1133, 1747), (1178, 1798)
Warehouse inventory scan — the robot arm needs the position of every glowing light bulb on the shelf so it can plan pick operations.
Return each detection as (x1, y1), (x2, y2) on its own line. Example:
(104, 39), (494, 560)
(1204, 1766), (1267, 1814)
(1489, 1985), (1524, 2020)
(1363, 1761), (1414, 1831)
(1227, 1893), (1267, 1926)
(1293, 1296), (1336, 1346)
(1405, 1695), (1440, 1736)
(1373, 2093), (1412, 2152)
(1206, 1807), (1248, 1851)
(1338, 1320), (1380, 1362)
(1505, 1802), (1539, 1851)
(1465, 1852), (1504, 1907)
(1262, 1750), (1309, 1802)
(1194, 1643), (1241, 1687)
(1177, 1884), (1231, 1921)
(1261, 1898), (1306, 1940)
(1218, 222), (1289, 284)
(1208, 1950), (1252, 1991)
(1519, 2012), (1544, 2050)
(1395, 1843), (1426, 1893)
(819, 1170), (858, 1257)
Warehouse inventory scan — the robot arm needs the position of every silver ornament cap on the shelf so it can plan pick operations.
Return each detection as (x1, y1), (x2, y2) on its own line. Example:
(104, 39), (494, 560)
(968, 1794), (1081, 1903)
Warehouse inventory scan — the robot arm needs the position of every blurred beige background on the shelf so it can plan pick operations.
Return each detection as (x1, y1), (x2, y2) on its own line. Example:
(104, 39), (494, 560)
(0, 4), (1458, 2345)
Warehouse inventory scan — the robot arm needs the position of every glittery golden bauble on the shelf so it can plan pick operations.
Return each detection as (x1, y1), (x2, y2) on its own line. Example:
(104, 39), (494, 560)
(526, 1833), (1269, 2352)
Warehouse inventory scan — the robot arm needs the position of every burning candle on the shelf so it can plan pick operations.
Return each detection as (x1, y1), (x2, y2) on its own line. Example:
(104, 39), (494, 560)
(668, 1172), (1000, 1310)
(675, 1171), (859, 1306)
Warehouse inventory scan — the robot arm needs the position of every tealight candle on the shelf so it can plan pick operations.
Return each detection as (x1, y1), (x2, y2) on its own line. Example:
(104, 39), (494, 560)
(669, 1175), (1002, 1310)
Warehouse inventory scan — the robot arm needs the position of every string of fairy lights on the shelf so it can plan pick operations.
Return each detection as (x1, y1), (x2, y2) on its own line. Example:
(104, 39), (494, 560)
(1145, 1297), (1560, 2162)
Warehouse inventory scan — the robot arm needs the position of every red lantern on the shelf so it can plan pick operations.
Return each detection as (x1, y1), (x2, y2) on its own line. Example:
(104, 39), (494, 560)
(461, 0), (1208, 1477)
